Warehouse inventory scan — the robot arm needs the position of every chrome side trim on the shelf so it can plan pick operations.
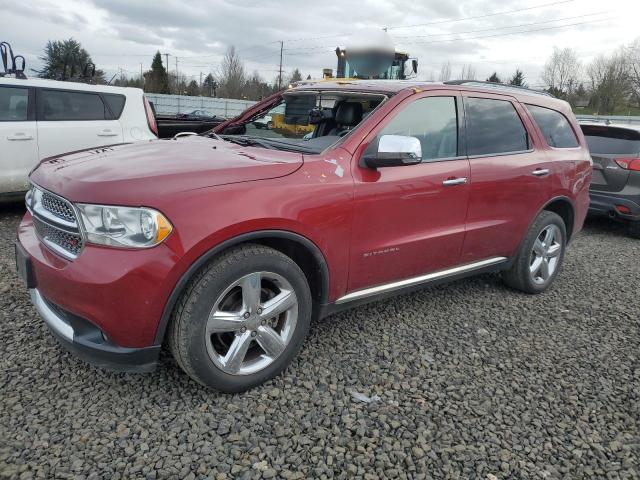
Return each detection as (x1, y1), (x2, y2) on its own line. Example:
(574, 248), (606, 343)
(335, 257), (508, 304)
(30, 289), (74, 341)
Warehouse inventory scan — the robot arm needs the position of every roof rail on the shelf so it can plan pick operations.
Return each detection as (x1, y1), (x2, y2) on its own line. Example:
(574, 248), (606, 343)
(444, 80), (554, 98)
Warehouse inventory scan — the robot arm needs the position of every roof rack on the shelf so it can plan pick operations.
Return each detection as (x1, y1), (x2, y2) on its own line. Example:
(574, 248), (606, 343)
(0, 41), (27, 79)
(444, 80), (554, 98)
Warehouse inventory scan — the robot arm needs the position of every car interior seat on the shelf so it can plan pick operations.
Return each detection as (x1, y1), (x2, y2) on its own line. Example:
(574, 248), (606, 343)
(328, 102), (363, 136)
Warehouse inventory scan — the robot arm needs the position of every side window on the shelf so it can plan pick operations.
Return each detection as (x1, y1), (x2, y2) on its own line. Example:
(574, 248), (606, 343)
(103, 94), (126, 119)
(526, 104), (579, 148)
(0, 86), (29, 121)
(378, 96), (458, 161)
(41, 90), (107, 121)
(465, 97), (529, 156)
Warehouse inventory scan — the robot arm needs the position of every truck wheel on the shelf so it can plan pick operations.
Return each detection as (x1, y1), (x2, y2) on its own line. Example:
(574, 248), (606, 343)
(267, 121), (273, 130)
(168, 244), (312, 392)
(503, 210), (567, 294)
(628, 220), (640, 239)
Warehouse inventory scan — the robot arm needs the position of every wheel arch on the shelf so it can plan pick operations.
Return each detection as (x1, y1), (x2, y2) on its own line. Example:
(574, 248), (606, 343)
(154, 230), (330, 345)
(542, 196), (576, 242)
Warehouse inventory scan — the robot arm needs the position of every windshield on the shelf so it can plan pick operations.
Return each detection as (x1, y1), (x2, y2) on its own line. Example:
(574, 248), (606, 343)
(216, 91), (387, 154)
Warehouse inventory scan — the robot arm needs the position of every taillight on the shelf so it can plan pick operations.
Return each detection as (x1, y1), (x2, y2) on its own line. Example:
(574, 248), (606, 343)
(615, 157), (640, 171)
(143, 96), (158, 137)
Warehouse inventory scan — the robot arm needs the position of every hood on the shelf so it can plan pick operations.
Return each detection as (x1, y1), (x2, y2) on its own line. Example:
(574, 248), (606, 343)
(30, 136), (303, 205)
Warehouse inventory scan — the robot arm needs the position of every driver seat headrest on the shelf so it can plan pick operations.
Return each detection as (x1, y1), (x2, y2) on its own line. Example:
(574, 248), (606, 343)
(335, 102), (363, 126)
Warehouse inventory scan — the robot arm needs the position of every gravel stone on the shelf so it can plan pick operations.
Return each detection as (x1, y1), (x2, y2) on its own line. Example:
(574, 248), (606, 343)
(1, 205), (638, 478)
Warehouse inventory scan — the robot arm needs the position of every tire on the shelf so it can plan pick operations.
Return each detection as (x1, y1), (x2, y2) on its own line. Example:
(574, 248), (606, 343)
(502, 210), (567, 294)
(266, 121), (273, 130)
(168, 244), (312, 392)
(628, 220), (640, 239)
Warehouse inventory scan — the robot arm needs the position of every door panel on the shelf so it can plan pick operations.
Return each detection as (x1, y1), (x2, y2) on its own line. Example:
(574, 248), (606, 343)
(0, 85), (38, 193)
(36, 88), (124, 159)
(461, 93), (551, 262)
(348, 92), (470, 292)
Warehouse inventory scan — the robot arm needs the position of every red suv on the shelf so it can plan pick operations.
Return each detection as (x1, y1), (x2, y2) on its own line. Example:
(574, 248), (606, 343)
(15, 80), (592, 392)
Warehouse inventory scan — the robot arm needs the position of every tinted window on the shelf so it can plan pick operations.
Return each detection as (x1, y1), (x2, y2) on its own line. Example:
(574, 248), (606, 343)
(378, 96), (458, 161)
(527, 104), (578, 148)
(466, 97), (529, 156)
(581, 125), (640, 155)
(103, 93), (126, 118)
(0, 86), (29, 121)
(41, 90), (106, 121)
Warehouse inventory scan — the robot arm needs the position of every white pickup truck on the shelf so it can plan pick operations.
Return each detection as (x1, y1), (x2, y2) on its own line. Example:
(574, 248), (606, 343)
(0, 78), (158, 196)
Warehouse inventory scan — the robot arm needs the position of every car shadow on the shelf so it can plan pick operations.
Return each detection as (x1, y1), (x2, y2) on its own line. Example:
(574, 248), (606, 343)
(581, 215), (629, 238)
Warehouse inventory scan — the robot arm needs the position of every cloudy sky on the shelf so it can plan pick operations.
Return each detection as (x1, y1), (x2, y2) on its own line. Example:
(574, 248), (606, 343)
(1, 0), (639, 86)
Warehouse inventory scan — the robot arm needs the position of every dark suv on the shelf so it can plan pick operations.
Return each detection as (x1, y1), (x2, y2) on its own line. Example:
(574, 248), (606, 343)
(580, 122), (640, 238)
(16, 80), (591, 392)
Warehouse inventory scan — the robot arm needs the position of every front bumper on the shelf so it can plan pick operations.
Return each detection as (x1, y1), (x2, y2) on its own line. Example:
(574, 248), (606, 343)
(30, 288), (160, 372)
(589, 191), (640, 221)
(17, 211), (181, 370)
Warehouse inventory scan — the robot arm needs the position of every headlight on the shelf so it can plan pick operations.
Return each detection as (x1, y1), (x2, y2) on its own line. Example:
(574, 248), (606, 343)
(76, 204), (173, 248)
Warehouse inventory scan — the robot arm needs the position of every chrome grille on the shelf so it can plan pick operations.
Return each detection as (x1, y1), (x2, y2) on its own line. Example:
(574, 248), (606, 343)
(42, 192), (76, 223)
(28, 185), (83, 260)
(33, 217), (84, 257)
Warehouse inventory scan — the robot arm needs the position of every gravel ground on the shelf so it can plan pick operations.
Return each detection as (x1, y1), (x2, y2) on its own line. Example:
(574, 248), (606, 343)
(1, 204), (638, 479)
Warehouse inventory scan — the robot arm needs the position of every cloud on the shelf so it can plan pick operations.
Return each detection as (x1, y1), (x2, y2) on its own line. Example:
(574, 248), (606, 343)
(2, 0), (638, 84)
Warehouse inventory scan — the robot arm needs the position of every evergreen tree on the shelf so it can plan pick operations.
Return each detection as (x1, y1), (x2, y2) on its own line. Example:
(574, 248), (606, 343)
(508, 69), (527, 87)
(143, 52), (169, 94)
(36, 38), (104, 82)
(486, 72), (501, 83)
(202, 73), (217, 97)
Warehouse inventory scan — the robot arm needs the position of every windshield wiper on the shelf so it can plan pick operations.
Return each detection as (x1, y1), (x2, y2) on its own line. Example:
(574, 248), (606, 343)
(220, 135), (276, 150)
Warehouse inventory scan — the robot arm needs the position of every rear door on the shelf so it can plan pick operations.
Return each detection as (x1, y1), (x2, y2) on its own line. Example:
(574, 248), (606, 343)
(460, 93), (551, 262)
(0, 84), (38, 193)
(581, 124), (640, 192)
(36, 88), (123, 159)
(348, 91), (470, 292)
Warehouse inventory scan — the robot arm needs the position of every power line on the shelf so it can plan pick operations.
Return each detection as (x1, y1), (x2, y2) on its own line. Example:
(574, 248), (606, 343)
(386, 0), (577, 30)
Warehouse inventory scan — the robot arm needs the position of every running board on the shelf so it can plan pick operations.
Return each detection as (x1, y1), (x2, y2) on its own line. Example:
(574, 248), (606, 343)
(335, 257), (508, 305)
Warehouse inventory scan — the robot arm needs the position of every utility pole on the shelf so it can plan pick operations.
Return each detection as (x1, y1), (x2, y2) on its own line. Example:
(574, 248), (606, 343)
(140, 63), (143, 84)
(200, 71), (203, 88)
(163, 52), (171, 93)
(278, 41), (283, 90)
(175, 56), (179, 95)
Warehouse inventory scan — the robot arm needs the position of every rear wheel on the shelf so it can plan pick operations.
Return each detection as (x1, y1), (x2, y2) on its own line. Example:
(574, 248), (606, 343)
(628, 220), (640, 239)
(503, 211), (566, 294)
(168, 244), (312, 392)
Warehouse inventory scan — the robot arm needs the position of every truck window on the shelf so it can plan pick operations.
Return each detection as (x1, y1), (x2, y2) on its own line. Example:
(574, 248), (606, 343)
(527, 104), (578, 148)
(0, 86), (29, 122)
(377, 96), (458, 161)
(466, 97), (529, 156)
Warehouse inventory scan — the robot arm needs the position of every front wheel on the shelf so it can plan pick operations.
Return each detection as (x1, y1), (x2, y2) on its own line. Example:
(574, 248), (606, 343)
(503, 211), (567, 294)
(168, 244), (312, 392)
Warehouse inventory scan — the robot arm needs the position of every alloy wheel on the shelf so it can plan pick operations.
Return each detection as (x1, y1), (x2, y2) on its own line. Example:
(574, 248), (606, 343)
(205, 271), (298, 375)
(529, 224), (562, 285)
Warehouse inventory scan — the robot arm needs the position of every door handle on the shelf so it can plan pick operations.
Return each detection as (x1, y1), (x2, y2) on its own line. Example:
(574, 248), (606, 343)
(7, 134), (34, 141)
(532, 168), (550, 177)
(97, 130), (119, 137)
(442, 177), (468, 186)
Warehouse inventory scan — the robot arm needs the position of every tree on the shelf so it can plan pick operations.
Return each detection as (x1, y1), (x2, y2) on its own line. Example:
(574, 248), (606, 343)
(486, 72), (501, 83)
(143, 52), (169, 94)
(202, 73), (217, 97)
(628, 38), (640, 105)
(459, 64), (476, 80)
(439, 62), (451, 82)
(287, 68), (303, 86)
(36, 38), (104, 82)
(217, 46), (246, 99)
(508, 69), (527, 87)
(186, 80), (200, 96)
(587, 51), (631, 114)
(542, 47), (581, 98)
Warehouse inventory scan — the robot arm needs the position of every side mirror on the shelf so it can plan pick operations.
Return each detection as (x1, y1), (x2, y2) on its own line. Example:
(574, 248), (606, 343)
(363, 135), (422, 169)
